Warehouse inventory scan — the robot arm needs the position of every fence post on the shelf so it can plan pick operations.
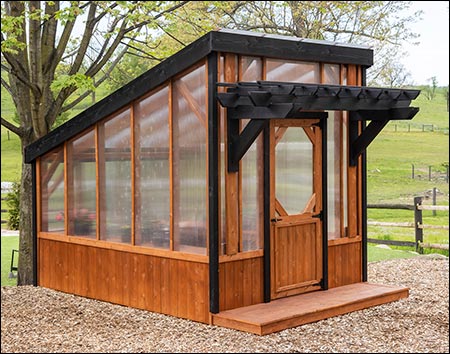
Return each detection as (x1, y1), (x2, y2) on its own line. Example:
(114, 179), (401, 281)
(414, 196), (423, 254)
(429, 166), (432, 181)
(432, 187), (437, 216)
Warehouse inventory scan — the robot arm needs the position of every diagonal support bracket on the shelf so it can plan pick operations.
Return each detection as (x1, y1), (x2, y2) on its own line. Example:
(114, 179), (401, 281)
(349, 117), (389, 166)
(228, 119), (269, 172)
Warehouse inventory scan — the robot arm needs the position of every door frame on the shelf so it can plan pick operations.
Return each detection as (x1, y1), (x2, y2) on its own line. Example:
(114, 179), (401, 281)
(262, 113), (328, 303)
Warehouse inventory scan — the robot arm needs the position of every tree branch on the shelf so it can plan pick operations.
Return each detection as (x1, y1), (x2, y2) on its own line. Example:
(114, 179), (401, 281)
(1, 116), (23, 137)
(1, 76), (13, 96)
(61, 45), (128, 113)
(69, 2), (98, 75)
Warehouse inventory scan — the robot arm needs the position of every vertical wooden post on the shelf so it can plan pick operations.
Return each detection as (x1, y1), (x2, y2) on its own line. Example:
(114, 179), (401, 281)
(432, 187), (437, 216)
(429, 166), (432, 181)
(414, 196), (423, 254)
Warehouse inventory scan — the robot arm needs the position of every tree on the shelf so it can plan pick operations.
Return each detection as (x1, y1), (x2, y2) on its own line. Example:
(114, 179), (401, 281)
(423, 76), (438, 100)
(1, 0), (190, 285)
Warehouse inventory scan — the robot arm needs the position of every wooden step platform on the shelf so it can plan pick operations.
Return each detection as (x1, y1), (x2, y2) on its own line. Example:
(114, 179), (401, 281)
(212, 282), (409, 335)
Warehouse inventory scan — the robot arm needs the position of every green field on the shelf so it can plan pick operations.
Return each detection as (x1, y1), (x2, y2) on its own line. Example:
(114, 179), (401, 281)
(366, 89), (449, 253)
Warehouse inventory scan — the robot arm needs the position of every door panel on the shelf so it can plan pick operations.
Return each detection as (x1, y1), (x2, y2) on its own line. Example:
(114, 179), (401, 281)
(272, 218), (322, 297)
(270, 119), (323, 300)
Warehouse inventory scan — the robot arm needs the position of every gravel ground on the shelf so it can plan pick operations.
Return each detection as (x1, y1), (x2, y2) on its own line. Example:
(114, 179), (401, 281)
(1, 255), (448, 353)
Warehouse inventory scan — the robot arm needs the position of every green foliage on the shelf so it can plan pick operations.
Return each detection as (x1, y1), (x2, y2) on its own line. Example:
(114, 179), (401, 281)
(0, 12), (26, 54)
(5, 181), (20, 230)
(50, 73), (95, 96)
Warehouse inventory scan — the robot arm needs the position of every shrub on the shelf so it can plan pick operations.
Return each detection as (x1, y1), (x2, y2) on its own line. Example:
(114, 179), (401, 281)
(5, 181), (20, 230)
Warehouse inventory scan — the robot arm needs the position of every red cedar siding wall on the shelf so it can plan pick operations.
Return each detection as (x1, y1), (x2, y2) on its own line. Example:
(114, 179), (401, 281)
(38, 238), (210, 323)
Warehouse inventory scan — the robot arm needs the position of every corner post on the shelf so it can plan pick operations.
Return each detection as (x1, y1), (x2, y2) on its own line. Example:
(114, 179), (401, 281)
(207, 52), (219, 313)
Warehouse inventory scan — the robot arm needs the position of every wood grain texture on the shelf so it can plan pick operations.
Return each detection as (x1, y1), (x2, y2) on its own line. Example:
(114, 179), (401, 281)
(212, 282), (408, 335)
(38, 238), (210, 323)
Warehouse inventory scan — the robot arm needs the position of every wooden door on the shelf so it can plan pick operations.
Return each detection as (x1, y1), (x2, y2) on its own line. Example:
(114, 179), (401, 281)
(270, 119), (323, 299)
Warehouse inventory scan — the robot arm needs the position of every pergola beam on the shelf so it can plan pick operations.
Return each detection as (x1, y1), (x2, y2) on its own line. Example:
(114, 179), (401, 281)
(218, 81), (420, 170)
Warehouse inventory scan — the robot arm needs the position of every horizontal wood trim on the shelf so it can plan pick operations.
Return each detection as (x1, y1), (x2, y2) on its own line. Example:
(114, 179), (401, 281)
(328, 236), (362, 247)
(219, 250), (263, 263)
(38, 232), (208, 264)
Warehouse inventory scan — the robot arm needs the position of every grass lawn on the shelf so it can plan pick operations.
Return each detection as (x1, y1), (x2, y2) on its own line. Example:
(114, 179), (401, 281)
(1, 235), (19, 286)
(367, 243), (420, 262)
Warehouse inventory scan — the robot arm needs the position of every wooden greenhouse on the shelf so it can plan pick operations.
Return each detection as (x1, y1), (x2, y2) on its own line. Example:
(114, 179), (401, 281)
(25, 29), (420, 335)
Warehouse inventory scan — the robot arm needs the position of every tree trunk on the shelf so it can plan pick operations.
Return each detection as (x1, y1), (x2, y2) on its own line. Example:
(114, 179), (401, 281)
(17, 141), (35, 285)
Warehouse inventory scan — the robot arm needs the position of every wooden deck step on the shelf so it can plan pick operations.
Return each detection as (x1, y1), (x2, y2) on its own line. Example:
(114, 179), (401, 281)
(212, 282), (409, 335)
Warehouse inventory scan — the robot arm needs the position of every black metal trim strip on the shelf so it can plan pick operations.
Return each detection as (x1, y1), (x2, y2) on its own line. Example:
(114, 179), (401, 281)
(361, 67), (368, 282)
(207, 52), (220, 314)
(320, 115), (328, 290)
(263, 124), (271, 302)
(32, 161), (38, 286)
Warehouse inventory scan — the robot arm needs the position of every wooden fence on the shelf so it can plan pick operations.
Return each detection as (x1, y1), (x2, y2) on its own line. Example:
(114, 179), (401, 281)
(368, 196), (449, 253)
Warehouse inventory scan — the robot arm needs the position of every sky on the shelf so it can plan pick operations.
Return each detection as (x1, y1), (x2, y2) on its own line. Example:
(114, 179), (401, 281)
(400, 1), (449, 86)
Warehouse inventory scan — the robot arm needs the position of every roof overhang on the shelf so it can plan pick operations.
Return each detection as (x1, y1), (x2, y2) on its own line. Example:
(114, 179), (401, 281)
(217, 81), (420, 170)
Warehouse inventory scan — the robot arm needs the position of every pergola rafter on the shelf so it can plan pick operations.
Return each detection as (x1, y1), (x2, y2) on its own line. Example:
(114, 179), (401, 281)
(217, 81), (420, 170)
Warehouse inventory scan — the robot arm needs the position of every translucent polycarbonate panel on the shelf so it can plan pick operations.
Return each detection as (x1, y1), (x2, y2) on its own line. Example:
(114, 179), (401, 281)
(323, 64), (340, 84)
(266, 59), (320, 83)
(172, 64), (207, 255)
(276, 127), (313, 215)
(241, 133), (264, 251)
(342, 65), (348, 85)
(240, 56), (264, 251)
(99, 109), (132, 243)
(327, 111), (341, 239)
(40, 148), (65, 233)
(134, 86), (170, 249)
(241, 56), (262, 81)
(67, 129), (97, 238)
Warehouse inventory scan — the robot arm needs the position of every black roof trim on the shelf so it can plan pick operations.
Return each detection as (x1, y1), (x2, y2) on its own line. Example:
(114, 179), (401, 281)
(25, 30), (373, 163)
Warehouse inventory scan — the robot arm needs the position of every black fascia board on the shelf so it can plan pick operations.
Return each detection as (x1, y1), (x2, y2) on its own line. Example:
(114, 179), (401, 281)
(24, 32), (214, 163)
(210, 31), (373, 66)
(25, 30), (373, 163)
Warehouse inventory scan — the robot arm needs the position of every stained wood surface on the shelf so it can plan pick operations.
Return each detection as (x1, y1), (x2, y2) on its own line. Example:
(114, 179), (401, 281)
(218, 256), (264, 311)
(212, 282), (409, 335)
(38, 238), (210, 323)
(328, 238), (362, 288)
